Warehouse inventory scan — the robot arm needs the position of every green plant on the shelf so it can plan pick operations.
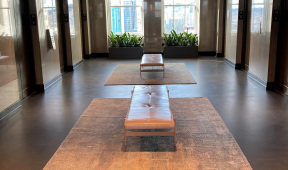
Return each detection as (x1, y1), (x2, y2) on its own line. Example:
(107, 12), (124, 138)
(116, 33), (127, 47)
(163, 33), (173, 46)
(163, 30), (198, 46)
(108, 32), (117, 47)
(109, 32), (144, 47)
(131, 35), (144, 47)
(189, 33), (198, 46)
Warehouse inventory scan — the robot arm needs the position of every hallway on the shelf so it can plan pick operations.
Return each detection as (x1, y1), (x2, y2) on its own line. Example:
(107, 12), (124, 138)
(0, 58), (287, 169)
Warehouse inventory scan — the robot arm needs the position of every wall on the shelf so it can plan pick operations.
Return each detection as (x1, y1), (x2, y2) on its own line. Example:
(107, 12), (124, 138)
(247, 0), (273, 82)
(62, 0), (83, 68)
(88, 0), (107, 53)
(0, 0), (35, 117)
(29, 0), (61, 86)
(36, 0), (61, 83)
(87, 0), (218, 53)
(276, 0), (288, 94)
(199, 0), (217, 52)
(0, 0), (20, 113)
(216, 0), (225, 55)
(225, 0), (239, 64)
(143, 0), (162, 53)
(14, 0), (35, 98)
(70, 0), (83, 65)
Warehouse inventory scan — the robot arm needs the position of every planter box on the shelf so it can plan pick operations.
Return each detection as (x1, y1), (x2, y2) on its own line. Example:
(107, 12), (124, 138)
(164, 46), (198, 58)
(109, 47), (143, 59)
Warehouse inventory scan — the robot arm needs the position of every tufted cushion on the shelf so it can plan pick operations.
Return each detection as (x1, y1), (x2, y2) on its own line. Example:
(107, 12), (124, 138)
(125, 85), (174, 129)
(140, 54), (164, 66)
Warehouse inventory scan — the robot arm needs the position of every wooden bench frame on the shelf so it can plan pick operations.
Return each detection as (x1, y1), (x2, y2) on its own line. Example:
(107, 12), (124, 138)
(124, 86), (176, 148)
(140, 54), (165, 78)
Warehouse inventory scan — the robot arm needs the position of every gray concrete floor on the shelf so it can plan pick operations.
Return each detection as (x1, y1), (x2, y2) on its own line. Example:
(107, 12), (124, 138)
(0, 57), (287, 170)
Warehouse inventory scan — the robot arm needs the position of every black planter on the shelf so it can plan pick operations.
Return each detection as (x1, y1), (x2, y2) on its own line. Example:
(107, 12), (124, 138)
(164, 46), (198, 58)
(109, 47), (143, 59)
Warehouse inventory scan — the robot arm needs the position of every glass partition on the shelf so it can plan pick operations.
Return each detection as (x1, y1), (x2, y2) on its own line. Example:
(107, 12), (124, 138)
(0, 0), (20, 112)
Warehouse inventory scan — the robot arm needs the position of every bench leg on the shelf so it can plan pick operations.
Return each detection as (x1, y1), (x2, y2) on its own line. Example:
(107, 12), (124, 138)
(124, 127), (127, 148)
(163, 66), (165, 78)
(173, 118), (176, 146)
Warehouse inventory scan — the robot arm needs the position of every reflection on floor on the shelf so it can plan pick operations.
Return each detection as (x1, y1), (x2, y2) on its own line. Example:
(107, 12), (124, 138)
(0, 58), (287, 170)
(0, 79), (19, 112)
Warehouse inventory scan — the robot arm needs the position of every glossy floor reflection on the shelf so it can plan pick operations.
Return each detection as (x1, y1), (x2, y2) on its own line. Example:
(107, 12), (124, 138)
(0, 57), (287, 170)
(0, 79), (19, 112)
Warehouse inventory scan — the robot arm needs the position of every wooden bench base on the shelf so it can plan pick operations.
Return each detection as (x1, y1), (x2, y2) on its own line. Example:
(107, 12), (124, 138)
(124, 118), (176, 147)
(140, 54), (164, 78)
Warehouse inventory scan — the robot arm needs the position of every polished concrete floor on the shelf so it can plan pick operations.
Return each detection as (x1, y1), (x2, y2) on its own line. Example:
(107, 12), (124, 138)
(0, 57), (287, 170)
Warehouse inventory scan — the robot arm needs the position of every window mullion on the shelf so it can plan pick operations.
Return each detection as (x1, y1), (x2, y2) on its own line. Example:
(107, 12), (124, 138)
(130, 7), (132, 33)
(184, 6), (186, 32)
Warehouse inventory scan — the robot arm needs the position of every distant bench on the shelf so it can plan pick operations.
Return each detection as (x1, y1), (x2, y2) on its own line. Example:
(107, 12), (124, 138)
(140, 54), (164, 78)
(124, 85), (176, 148)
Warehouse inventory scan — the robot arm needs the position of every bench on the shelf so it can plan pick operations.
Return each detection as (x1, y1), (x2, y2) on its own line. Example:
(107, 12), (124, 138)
(140, 54), (164, 78)
(124, 85), (176, 147)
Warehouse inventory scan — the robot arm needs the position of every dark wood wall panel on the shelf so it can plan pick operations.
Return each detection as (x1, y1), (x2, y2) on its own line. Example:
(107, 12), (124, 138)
(276, 0), (288, 94)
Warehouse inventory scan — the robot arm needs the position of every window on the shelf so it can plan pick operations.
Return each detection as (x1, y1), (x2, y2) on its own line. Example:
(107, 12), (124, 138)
(42, 0), (58, 34)
(68, 0), (75, 35)
(251, 0), (274, 34)
(162, 0), (199, 34)
(108, 0), (143, 35)
(231, 0), (239, 33)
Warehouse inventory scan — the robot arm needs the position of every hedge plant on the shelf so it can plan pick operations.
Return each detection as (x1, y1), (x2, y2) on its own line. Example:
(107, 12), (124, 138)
(163, 30), (198, 47)
(108, 32), (143, 47)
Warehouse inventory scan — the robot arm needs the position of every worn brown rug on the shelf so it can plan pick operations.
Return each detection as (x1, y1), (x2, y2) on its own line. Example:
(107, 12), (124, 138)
(44, 98), (252, 170)
(104, 63), (197, 85)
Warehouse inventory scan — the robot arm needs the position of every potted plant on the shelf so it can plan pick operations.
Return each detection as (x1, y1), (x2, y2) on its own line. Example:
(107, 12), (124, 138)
(163, 30), (198, 58)
(108, 32), (144, 59)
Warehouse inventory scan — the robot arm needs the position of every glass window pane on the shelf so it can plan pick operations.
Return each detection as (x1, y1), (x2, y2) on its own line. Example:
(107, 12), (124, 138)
(0, 0), (9, 8)
(69, 7), (75, 35)
(164, 6), (173, 34)
(186, 0), (196, 5)
(43, 8), (58, 34)
(123, 7), (142, 33)
(164, 0), (173, 5)
(0, 9), (12, 36)
(173, 6), (185, 33)
(174, 0), (186, 5)
(231, 4), (238, 33)
(121, 0), (132, 6)
(43, 0), (56, 7)
(185, 6), (195, 33)
(251, 4), (264, 33)
(111, 7), (121, 34)
(135, 0), (142, 6)
(111, 0), (120, 6)
(68, 0), (73, 5)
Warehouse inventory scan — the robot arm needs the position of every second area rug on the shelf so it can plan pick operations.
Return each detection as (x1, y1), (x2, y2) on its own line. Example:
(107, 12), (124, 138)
(44, 98), (252, 170)
(105, 63), (197, 85)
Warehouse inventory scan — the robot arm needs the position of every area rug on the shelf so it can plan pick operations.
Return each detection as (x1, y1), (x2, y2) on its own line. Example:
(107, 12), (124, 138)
(104, 63), (197, 85)
(44, 98), (252, 170)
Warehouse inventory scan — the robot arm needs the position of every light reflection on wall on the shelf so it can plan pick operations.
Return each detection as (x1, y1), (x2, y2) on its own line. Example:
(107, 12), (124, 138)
(0, 0), (20, 112)
(69, 0), (83, 65)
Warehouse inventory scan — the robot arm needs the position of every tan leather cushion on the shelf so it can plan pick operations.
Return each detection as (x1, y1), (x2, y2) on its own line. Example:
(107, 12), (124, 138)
(125, 107), (174, 129)
(125, 85), (174, 129)
(141, 54), (164, 66)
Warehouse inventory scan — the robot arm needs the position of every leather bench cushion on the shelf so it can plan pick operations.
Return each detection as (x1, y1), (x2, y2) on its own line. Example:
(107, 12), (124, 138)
(141, 54), (164, 66)
(131, 86), (169, 107)
(125, 85), (173, 129)
(125, 107), (174, 129)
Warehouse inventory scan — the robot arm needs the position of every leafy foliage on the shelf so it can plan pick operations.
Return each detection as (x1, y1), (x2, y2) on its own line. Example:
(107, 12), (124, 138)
(108, 32), (144, 47)
(108, 32), (117, 47)
(163, 30), (198, 47)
